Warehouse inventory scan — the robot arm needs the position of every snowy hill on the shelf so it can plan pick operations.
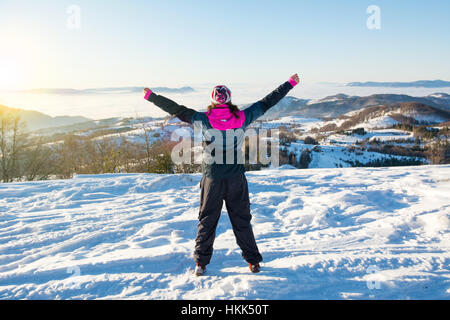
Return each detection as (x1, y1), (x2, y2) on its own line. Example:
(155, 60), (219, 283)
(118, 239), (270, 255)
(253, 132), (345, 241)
(257, 96), (310, 120)
(0, 166), (449, 299)
(277, 93), (450, 119)
(316, 102), (450, 132)
(426, 92), (450, 105)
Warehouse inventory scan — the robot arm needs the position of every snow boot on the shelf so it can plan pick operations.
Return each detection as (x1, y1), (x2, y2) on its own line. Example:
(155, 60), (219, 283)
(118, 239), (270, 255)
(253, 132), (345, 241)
(194, 262), (206, 276)
(249, 263), (260, 273)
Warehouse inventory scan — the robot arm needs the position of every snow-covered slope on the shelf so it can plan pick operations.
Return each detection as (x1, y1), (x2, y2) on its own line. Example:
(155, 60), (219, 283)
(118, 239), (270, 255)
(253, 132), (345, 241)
(285, 142), (423, 169)
(316, 102), (450, 132)
(0, 166), (449, 300)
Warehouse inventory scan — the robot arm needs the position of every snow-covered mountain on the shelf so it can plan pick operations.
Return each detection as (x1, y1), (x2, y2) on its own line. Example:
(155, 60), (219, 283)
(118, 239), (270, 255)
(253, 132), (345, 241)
(257, 96), (310, 120)
(269, 93), (450, 119)
(0, 165), (448, 299)
(14, 92), (448, 134)
(425, 93), (450, 106)
(316, 102), (450, 132)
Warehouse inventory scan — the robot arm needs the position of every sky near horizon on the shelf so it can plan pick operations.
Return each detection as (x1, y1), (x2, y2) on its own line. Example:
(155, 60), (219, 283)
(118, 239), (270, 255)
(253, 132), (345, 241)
(0, 0), (449, 91)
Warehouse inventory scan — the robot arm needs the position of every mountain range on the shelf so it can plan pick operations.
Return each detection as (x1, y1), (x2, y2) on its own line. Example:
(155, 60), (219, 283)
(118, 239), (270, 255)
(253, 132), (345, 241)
(0, 105), (91, 131)
(1, 92), (450, 132)
(346, 80), (450, 88)
(262, 92), (450, 119)
(316, 102), (450, 132)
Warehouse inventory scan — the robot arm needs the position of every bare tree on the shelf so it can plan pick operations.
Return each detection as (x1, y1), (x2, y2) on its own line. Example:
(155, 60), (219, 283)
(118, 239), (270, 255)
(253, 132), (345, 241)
(23, 136), (57, 181)
(54, 133), (83, 178)
(0, 111), (28, 182)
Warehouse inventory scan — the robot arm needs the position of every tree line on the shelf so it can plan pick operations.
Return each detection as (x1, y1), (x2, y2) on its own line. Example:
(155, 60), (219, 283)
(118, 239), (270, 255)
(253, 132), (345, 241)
(0, 111), (193, 183)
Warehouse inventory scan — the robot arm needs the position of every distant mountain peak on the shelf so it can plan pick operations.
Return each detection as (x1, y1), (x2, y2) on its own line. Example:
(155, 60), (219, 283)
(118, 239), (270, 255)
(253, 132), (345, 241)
(264, 92), (450, 120)
(306, 94), (351, 106)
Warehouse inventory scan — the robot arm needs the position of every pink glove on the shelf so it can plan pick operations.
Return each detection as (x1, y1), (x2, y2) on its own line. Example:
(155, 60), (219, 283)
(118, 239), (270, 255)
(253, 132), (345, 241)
(144, 89), (153, 100)
(288, 76), (299, 87)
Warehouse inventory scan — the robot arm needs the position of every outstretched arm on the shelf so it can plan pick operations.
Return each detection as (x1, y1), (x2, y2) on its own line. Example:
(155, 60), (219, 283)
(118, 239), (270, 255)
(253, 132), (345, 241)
(143, 88), (198, 124)
(243, 74), (299, 127)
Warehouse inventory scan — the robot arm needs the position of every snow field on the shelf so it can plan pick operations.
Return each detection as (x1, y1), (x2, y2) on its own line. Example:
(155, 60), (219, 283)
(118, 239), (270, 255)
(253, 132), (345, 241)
(0, 166), (449, 299)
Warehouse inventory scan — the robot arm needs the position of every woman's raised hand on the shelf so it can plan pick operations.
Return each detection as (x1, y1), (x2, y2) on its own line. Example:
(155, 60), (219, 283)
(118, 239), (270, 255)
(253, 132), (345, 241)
(290, 74), (300, 84)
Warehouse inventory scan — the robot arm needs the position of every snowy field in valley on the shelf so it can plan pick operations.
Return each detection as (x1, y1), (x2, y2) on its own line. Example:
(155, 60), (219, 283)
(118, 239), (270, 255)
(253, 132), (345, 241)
(0, 165), (449, 300)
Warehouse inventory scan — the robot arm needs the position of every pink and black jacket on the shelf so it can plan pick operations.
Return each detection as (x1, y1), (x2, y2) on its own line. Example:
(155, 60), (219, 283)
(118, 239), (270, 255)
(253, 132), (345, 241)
(144, 78), (298, 179)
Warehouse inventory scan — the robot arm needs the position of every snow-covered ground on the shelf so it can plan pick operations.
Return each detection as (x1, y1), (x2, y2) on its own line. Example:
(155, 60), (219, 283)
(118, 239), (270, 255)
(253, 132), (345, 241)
(0, 166), (449, 300)
(285, 142), (423, 169)
(259, 116), (323, 130)
(323, 129), (415, 145)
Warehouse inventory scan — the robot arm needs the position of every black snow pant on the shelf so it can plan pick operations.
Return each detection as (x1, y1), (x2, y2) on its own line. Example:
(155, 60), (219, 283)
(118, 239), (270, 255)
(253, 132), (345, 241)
(194, 174), (263, 266)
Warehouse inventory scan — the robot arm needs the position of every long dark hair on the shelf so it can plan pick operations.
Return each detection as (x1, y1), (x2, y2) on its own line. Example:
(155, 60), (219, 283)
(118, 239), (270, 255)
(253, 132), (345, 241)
(207, 103), (241, 119)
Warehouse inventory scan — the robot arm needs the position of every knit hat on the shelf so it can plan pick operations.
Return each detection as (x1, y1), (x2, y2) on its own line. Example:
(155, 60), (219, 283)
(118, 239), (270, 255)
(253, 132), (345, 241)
(211, 85), (231, 105)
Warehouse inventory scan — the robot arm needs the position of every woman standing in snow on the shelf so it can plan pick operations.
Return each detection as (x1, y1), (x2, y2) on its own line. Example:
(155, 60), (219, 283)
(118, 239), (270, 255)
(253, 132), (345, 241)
(143, 74), (299, 275)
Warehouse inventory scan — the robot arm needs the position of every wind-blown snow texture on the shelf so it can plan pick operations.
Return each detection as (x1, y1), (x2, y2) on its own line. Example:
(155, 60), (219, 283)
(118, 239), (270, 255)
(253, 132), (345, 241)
(0, 166), (449, 300)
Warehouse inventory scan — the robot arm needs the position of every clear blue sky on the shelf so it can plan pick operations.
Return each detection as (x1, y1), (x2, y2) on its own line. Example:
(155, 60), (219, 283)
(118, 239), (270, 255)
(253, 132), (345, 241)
(1, 0), (449, 89)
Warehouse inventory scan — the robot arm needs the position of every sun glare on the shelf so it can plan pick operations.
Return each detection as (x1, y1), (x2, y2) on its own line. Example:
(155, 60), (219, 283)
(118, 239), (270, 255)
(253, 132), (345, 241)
(0, 58), (23, 90)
